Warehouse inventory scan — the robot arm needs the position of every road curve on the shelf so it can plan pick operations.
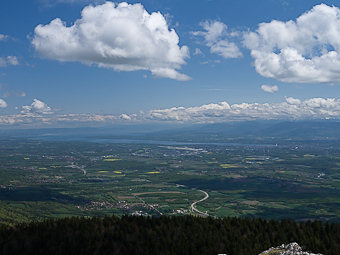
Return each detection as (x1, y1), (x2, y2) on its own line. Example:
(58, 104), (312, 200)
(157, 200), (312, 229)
(190, 190), (209, 217)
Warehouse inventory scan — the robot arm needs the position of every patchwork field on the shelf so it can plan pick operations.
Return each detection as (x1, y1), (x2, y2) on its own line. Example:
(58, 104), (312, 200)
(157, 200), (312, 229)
(0, 137), (339, 225)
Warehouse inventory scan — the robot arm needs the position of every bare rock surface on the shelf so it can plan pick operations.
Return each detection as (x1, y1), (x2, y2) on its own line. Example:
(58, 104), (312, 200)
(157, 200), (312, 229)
(259, 242), (323, 255)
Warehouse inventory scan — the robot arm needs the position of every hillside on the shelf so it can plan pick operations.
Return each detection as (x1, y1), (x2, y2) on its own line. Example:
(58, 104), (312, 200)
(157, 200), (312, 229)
(0, 216), (339, 255)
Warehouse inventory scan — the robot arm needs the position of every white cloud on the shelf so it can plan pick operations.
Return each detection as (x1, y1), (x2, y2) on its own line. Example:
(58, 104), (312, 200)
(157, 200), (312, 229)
(0, 56), (19, 67)
(120, 113), (131, 120)
(285, 97), (301, 105)
(261, 84), (279, 93)
(32, 2), (190, 81)
(6, 56), (19, 66)
(57, 113), (117, 122)
(193, 20), (242, 59)
(0, 99), (7, 108)
(21, 99), (53, 114)
(244, 4), (340, 83)
(0, 113), (121, 126)
(0, 34), (8, 41)
(2, 97), (340, 126)
(0, 116), (18, 125)
(143, 97), (340, 123)
(194, 48), (204, 56)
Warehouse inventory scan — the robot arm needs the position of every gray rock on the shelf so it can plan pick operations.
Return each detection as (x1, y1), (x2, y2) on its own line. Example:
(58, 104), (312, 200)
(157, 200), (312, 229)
(259, 242), (323, 255)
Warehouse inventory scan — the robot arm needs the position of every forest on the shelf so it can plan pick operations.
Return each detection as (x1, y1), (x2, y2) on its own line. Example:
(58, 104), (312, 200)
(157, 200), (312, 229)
(0, 215), (339, 255)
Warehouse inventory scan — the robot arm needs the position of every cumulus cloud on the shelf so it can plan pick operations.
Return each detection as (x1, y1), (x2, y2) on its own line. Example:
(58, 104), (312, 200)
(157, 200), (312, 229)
(56, 113), (117, 122)
(32, 2), (190, 81)
(21, 99), (53, 114)
(285, 97), (301, 105)
(0, 116), (19, 125)
(143, 97), (340, 123)
(244, 4), (340, 83)
(2, 97), (340, 126)
(0, 113), (122, 126)
(0, 56), (19, 67)
(120, 113), (131, 120)
(0, 99), (7, 108)
(261, 84), (279, 93)
(193, 20), (242, 59)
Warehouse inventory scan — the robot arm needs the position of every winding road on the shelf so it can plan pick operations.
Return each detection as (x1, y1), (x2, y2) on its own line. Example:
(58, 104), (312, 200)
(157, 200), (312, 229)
(67, 164), (87, 175)
(190, 190), (209, 217)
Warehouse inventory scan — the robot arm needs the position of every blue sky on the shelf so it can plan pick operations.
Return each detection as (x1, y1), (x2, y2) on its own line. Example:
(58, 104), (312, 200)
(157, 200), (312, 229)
(1, 0), (340, 127)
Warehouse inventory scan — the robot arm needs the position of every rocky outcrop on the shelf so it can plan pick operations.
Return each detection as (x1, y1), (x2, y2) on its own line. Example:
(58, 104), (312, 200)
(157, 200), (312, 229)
(259, 242), (323, 255)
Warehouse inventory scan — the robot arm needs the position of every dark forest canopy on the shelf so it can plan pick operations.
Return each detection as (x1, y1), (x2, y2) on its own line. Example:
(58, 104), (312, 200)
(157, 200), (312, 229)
(0, 215), (339, 255)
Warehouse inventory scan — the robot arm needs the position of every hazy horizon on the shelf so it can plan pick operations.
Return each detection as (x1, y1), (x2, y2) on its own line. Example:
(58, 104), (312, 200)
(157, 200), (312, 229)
(0, 0), (340, 128)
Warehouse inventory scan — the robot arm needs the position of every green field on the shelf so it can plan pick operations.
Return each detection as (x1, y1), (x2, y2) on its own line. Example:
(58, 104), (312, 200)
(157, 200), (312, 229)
(0, 138), (339, 225)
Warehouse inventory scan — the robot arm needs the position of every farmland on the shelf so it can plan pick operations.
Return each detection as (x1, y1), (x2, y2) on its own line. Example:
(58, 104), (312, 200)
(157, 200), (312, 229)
(0, 134), (339, 225)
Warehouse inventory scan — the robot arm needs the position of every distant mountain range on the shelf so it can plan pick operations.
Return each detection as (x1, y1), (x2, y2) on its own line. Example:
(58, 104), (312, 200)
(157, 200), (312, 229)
(1, 120), (339, 143)
(138, 120), (340, 142)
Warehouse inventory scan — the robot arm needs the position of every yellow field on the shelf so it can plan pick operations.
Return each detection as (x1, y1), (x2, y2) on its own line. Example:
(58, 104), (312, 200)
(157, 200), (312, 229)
(103, 158), (121, 162)
(220, 164), (239, 168)
(147, 171), (160, 174)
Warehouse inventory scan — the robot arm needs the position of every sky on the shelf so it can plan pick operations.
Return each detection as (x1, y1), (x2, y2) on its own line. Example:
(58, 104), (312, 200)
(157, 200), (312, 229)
(1, 0), (340, 127)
